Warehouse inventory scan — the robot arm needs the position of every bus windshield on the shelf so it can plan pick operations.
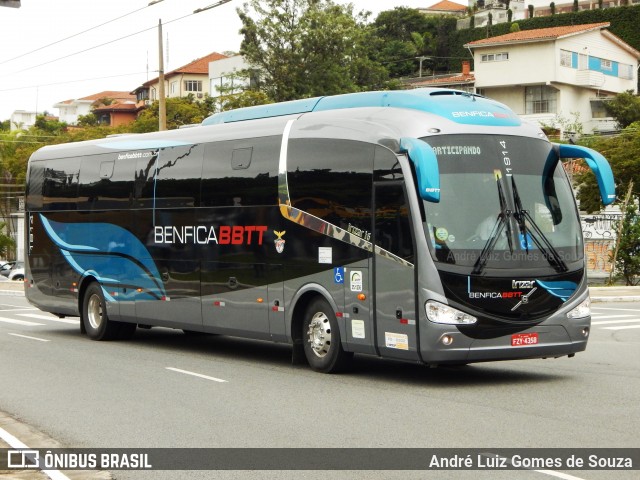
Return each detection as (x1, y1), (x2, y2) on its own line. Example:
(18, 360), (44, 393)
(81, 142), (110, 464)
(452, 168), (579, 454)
(422, 134), (582, 271)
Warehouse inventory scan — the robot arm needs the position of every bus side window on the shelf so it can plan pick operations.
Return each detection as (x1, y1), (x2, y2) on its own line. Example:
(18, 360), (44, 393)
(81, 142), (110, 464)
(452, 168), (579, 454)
(287, 138), (373, 233)
(26, 161), (45, 211)
(154, 145), (204, 208)
(201, 136), (279, 207)
(43, 158), (81, 211)
(374, 184), (414, 263)
(78, 154), (136, 210)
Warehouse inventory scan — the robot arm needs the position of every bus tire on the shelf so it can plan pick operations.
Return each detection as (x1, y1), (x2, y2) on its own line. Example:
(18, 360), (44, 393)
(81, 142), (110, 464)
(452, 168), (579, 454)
(82, 282), (120, 341)
(303, 297), (352, 373)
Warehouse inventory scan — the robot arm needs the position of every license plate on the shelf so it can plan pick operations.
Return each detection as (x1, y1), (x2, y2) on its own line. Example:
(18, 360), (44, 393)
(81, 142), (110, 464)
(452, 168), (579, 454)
(511, 332), (539, 346)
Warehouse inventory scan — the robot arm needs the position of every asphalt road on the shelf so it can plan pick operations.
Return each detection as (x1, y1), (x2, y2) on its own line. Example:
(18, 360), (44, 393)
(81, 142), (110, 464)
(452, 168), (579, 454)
(1, 295), (639, 480)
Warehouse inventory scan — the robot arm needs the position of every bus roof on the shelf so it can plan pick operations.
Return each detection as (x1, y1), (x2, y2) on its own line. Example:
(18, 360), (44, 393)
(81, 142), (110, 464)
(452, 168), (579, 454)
(202, 88), (522, 128)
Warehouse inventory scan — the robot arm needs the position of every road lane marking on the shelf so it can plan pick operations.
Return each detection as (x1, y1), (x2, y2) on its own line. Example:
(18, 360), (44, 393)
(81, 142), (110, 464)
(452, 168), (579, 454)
(534, 470), (586, 480)
(0, 317), (44, 326)
(166, 367), (227, 383)
(0, 426), (70, 480)
(8, 333), (50, 342)
(18, 313), (78, 324)
(602, 325), (640, 331)
(592, 319), (640, 325)
(592, 307), (640, 313)
(590, 314), (634, 319)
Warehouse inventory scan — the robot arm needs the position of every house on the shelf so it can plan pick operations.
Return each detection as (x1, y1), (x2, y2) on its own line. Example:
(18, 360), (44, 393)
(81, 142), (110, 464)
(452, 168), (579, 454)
(406, 60), (475, 92)
(420, 0), (468, 17)
(92, 101), (141, 127)
(209, 55), (252, 98)
(457, 0), (528, 29)
(133, 51), (227, 104)
(9, 110), (37, 131)
(54, 91), (137, 125)
(464, 22), (640, 135)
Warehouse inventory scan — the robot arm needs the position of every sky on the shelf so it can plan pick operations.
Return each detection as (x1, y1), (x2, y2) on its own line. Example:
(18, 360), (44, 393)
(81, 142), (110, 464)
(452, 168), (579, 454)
(0, 0), (467, 122)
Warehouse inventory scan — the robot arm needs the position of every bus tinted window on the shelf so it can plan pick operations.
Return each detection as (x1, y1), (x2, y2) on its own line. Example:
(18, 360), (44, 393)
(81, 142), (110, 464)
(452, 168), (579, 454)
(26, 161), (45, 211)
(43, 157), (81, 210)
(78, 154), (136, 210)
(287, 138), (373, 234)
(155, 145), (204, 208)
(374, 146), (403, 182)
(201, 136), (279, 207)
(374, 183), (414, 262)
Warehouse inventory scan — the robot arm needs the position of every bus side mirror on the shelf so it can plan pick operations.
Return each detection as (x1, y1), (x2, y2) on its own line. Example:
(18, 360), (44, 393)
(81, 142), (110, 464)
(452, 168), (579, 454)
(556, 143), (616, 206)
(400, 137), (440, 203)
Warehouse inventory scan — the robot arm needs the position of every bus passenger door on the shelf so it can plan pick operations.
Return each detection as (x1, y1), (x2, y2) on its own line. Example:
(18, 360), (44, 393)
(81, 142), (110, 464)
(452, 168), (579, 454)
(373, 183), (419, 361)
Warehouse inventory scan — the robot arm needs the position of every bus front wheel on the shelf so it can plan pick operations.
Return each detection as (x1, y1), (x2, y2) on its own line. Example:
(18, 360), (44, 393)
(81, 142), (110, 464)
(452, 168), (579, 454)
(82, 283), (121, 341)
(302, 298), (352, 373)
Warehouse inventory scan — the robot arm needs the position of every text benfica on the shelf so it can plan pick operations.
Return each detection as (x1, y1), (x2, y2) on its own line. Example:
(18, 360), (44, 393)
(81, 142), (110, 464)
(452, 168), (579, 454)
(154, 225), (267, 245)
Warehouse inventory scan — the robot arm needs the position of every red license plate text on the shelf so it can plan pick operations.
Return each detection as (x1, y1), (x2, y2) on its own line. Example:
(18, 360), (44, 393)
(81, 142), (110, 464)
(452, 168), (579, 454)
(511, 332), (539, 346)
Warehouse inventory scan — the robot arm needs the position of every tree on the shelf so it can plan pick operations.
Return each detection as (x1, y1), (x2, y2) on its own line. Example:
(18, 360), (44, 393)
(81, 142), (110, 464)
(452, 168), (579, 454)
(0, 222), (15, 260)
(528, 4), (534, 18)
(575, 122), (640, 213)
(603, 90), (640, 129)
(612, 201), (640, 285)
(238, 0), (387, 102)
(131, 96), (212, 132)
(510, 22), (520, 32)
(550, 2), (556, 14)
(573, 0), (579, 12)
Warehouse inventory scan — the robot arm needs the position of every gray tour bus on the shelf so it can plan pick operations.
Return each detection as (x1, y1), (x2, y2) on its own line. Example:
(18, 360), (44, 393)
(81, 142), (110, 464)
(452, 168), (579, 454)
(24, 88), (615, 373)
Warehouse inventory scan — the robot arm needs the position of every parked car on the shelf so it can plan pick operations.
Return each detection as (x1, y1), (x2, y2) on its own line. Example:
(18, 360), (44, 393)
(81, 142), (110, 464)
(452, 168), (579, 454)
(7, 262), (24, 281)
(0, 261), (16, 277)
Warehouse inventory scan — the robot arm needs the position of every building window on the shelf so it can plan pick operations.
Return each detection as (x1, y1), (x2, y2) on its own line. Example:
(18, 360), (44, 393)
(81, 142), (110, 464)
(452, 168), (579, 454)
(560, 50), (573, 67)
(184, 80), (202, 92)
(590, 99), (610, 119)
(525, 86), (557, 114)
(600, 59), (613, 71)
(170, 81), (178, 95)
(618, 64), (633, 80)
(481, 52), (509, 62)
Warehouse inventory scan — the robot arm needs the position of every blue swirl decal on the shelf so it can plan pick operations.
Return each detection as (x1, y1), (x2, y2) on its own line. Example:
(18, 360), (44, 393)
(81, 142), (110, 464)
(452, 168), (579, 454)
(535, 280), (577, 302)
(40, 215), (165, 300)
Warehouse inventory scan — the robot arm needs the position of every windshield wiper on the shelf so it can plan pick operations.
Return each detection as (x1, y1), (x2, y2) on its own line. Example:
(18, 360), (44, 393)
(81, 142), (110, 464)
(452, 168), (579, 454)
(510, 176), (568, 273)
(472, 174), (514, 274)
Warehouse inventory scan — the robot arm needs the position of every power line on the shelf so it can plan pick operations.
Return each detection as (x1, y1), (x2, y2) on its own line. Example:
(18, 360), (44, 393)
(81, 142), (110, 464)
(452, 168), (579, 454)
(1, 11), (194, 79)
(0, 4), (153, 66)
(0, 71), (149, 93)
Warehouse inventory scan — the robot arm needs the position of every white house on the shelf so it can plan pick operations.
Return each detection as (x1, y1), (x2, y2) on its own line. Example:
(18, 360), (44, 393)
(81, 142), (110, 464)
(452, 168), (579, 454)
(54, 91), (136, 125)
(9, 110), (37, 131)
(465, 22), (640, 135)
(208, 55), (251, 98)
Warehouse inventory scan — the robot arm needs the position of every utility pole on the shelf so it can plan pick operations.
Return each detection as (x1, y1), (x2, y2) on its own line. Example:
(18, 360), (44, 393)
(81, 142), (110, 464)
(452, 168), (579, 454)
(157, 19), (167, 131)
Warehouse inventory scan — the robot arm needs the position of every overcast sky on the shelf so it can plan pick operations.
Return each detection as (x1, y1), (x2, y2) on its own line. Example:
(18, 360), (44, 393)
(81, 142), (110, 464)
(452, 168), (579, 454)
(0, 0), (467, 122)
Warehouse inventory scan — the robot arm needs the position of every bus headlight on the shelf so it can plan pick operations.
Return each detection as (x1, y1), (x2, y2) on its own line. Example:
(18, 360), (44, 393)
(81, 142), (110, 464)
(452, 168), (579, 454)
(567, 298), (591, 319)
(426, 300), (477, 325)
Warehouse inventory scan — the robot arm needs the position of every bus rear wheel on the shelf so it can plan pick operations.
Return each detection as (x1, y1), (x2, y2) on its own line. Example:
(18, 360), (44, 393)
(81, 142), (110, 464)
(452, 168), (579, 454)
(82, 282), (121, 341)
(302, 298), (352, 373)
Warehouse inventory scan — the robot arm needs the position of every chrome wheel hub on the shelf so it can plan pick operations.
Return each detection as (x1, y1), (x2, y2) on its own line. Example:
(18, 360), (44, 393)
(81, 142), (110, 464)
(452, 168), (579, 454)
(87, 294), (104, 330)
(307, 312), (332, 358)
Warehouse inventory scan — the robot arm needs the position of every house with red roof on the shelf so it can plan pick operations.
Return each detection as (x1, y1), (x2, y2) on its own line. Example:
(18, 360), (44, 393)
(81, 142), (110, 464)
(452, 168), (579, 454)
(421, 0), (467, 16)
(54, 91), (137, 126)
(132, 51), (227, 106)
(464, 22), (640, 134)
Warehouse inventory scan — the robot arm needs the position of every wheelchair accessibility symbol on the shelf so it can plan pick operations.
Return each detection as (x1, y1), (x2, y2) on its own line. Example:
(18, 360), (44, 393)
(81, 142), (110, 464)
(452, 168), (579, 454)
(334, 267), (344, 284)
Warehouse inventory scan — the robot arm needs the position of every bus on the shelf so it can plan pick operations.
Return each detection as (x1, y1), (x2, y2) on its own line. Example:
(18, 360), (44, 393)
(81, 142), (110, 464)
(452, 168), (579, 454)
(24, 88), (615, 373)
